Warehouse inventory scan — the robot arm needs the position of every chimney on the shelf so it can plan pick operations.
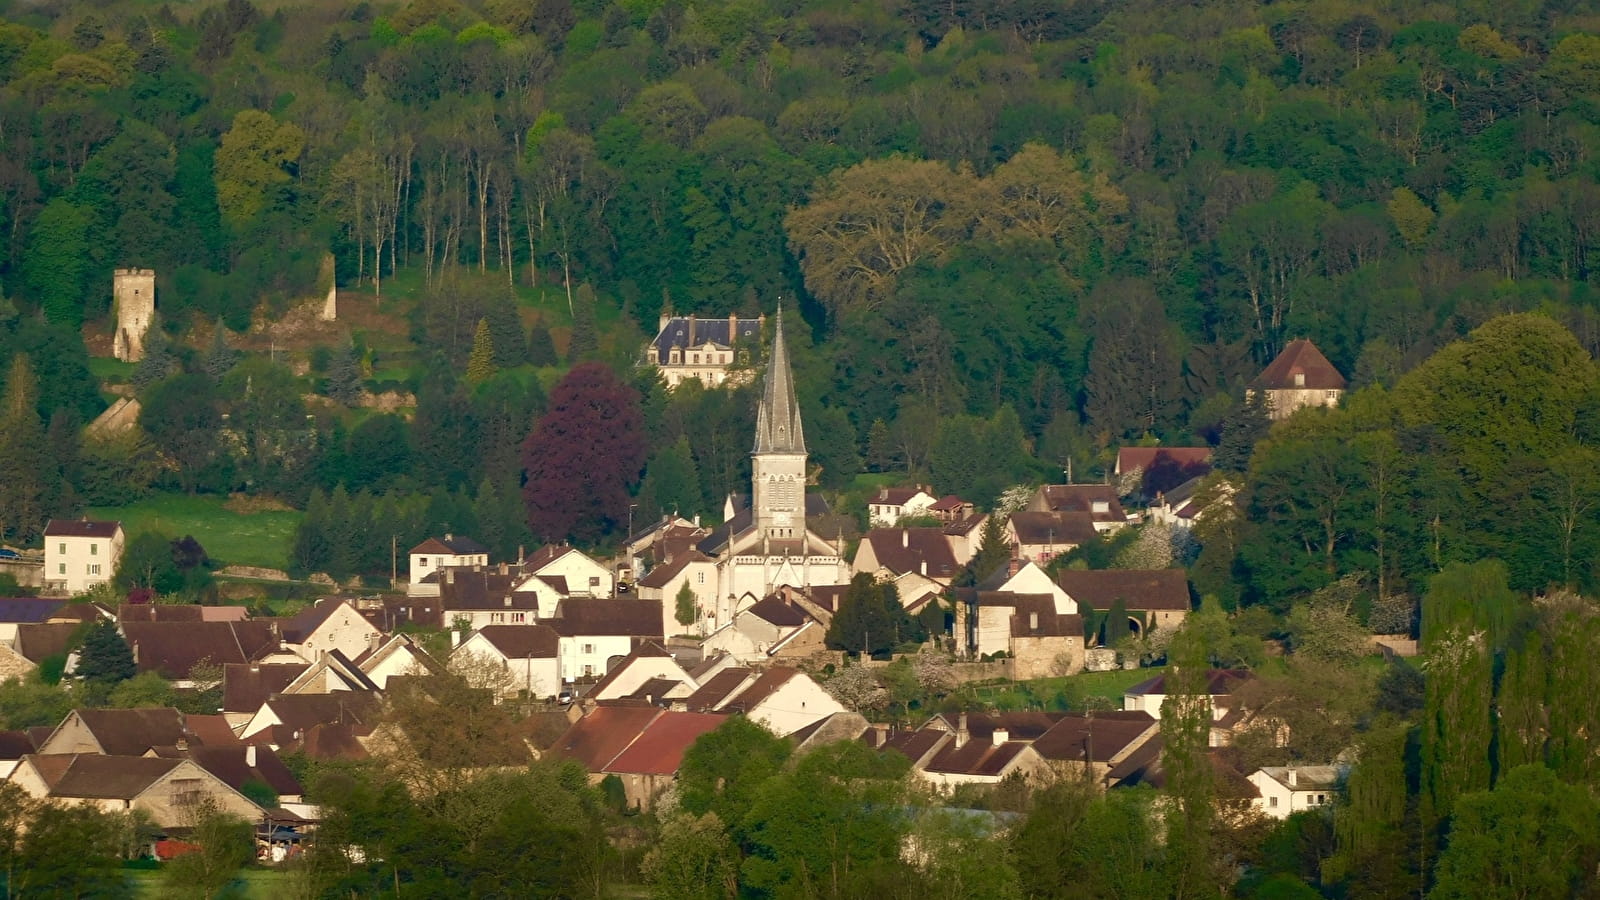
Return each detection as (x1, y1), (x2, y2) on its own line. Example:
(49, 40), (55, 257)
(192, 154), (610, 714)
(446, 533), (453, 542)
(688, 314), (696, 345)
(450, 630), (463, 648)
(955, 713), (969, 749)
(992, 728), (1010, 746)
(175, 738), (188, 752)
(728, 313), (738, 344)
(445, 569), (454, 585)
(874, 727), (887, 748)
(504, 597), (512, 607)
(902, 529), (909, 548)
(920, 558), (927, 576)
(1007, 557), (1022, 578)
(659, 312), (671, 333)
(1287, 768), (1298, 788)
(693, 514), (700, 527)
(370, 632), (381, 653)
(518, 545), (525, 564)
(499, 562), (508, 575)
(245, 745), (257, 768)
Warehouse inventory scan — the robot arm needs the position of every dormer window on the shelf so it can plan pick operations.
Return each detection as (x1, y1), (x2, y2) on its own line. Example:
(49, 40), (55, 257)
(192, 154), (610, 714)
(1091, 500), (1109, 514)
(1294, 372), (1306, 387)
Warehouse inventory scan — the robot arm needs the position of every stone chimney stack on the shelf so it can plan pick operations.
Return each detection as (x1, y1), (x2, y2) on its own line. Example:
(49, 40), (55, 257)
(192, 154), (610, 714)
(246, 745), (257, 768)
(688, 314), (697, 346)
(955, 713), (969, 748)
(728, 313), (738, 343)
(902, 529), (909, 548)
(1288, 768), (1298, 788)
(992, 728), (1010, 746)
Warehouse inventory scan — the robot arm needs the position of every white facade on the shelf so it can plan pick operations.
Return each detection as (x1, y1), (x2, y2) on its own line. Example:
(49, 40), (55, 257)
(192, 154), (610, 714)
(637, 558), (721, 636)
(407, 536), (489, 597)
(1247, 766), (1342, 819)
(988, 562), (1077, 615)
(868, 490), (938, 527)
(454, 634), (560, 699)
(588, 654), (698, 702)
(558, 635), (633, 682)
(43, 523), (124, 596)
(743, 673), (847, 736)
(285, 600), (380, 662)
(533, 549), (614, 598)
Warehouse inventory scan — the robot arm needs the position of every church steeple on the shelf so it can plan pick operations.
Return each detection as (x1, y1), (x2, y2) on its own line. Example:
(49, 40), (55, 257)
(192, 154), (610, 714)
(754, 307), (805, 455)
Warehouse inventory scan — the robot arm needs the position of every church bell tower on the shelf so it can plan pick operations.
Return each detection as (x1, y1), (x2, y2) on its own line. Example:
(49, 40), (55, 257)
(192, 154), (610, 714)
(751, 308), (807, 543)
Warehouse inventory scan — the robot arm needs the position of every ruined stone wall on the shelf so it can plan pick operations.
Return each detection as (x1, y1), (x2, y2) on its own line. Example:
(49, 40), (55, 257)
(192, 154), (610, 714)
(112, 268), (156, 362)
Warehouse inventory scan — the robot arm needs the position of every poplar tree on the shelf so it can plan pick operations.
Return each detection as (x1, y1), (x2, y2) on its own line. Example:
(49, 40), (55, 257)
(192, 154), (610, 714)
(0, 355), (47, 543)
(1327, 723), (1413, 895)
(568, 283), (599, 363)
(1161, 625), (1219, 900)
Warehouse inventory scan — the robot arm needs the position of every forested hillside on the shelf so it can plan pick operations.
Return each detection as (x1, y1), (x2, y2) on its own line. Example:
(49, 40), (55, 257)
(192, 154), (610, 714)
(3, 0), (1600, 589)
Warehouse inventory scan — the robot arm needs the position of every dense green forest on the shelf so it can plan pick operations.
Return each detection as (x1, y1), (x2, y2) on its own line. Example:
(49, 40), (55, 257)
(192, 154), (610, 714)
(3, 0), (1600, 598)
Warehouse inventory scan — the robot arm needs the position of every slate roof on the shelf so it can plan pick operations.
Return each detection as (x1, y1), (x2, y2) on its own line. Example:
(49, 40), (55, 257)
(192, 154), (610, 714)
(681, 668), (754, 711)
(754, 308), (804, 454)
(604, 711), (727, 775)
(473, 624), (561, 659)
(932, 712), (1068, 742)
(0, 598), (66, 624)
(651, 314), (762, 356)
(1056, 569), (1192, 613)
(550, 599), (664, 638)
(1009, 511), (1099, 546)
(436, 569), (531, 611)
(1250, 339), (1346, 391)
(122, 621), (281, 679)
(1032, 711), (1160, 763)
(409, 534), (489, 556)
(858, 528), (960, 579)
(43, 519), (120, 538)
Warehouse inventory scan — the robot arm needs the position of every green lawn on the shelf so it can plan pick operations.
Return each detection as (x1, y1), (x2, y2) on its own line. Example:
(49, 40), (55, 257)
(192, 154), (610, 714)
(957, 666), (1166, 713)
(87, 493), (301, 571)
(129, 866), (294, 898)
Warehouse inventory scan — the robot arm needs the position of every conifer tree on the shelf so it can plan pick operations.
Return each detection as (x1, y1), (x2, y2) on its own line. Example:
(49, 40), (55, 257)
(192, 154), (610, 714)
(77, 620), (136, 685)
(865, 418), (898, 472)
(675, 581), (696, 628)
(526, 317), (558, 367)
(325, 339), (363, 406)
(1213, 392), (1271, 472)
(484, 298), (527, 368)
(0, 355), (47, 543)
(568, 283), (599, 363)
(466, 318), (496, 384)
(130, 324), (179, 392)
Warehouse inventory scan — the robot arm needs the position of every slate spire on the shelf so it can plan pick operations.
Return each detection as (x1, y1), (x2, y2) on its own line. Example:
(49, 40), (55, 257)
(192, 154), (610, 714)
(754, 306), (805, 454)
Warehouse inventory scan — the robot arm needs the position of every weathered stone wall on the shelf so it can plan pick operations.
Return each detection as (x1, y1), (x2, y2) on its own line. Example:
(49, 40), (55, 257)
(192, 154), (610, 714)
(112, 268), (156, 362)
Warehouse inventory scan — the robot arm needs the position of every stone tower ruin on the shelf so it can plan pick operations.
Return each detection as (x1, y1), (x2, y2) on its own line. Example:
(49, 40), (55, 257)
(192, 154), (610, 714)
(112, 268), (156, 362)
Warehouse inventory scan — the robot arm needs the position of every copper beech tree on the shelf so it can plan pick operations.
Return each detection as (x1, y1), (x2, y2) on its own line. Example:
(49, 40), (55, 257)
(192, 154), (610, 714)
(520, 362), (646, 545)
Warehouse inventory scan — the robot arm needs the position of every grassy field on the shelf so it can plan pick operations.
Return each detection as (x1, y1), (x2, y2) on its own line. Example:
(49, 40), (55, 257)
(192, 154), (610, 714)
(129, 867), (294, 898)
(87, 493), (301, 571)
(956, 666), (1165, 713)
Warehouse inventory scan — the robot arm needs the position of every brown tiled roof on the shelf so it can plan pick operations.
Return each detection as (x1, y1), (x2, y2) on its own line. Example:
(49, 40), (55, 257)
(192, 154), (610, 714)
(259, 693), (379, 731)
(863, 728), (950, 766)
(184, 715), (240, 747)
(746, 596), (806, 627)
(1116, 447), (1213, 474)
(549, 705), (664, 772)
(122, 621), (280, 679)
(283, 722), (371, 760)
(1032, 711), (1160, 763)
(928, 495), (969, 512)
(119, 604), (202, 622)
(0, 730), (36, 758)
(604, 711), (727, 776)
(930, 712), (1068, 742)
(1250, 339), (1346, 391)
(222, 664), (309, 714)
(1125, 668), (1253, 697)
(718, 667), (799, 713)
(550, 599), (664, 638)
(942, 512), (987, 537)
(872, 486), (929, 506)
(409, 534), (489, 556)
(1010, 511), (1099, 546)
(472, 624), (560, 659)
(923, 739), (1031, 776)
(52, 708), (193, 756)
(1056, 569), (1192, 613)
(682, 668), (754, 711)
(437, 570), (532, 612)
(150, 744), (302, 797)
(0, 599), (67, 624)
(1033, 485), (1127, 522)
(43, 519), (120, 538)
(1006, 595), (1083, 638)
(29, 754), (181, 799)
(806, 585), (847, 613)
(13, 623), (80, 664)
(586, 642), (681, 697)
(637, 551), (712, 589)
(624, 677), (682, 703)
(858, 528), (960, 579)
(524, 544), (576, 571)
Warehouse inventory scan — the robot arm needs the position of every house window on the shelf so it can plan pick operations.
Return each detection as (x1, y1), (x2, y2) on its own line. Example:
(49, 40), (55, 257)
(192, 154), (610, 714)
(512, 613), (525, 623)
(1269, 796), (1278, 808)
(589, 576), (600, 587)
(58, 564), (65, 575)
(1294, 373), (1306, 386)
(491, 613), (504, 623)
(90, 543), (98, 556)
(697, 572), (705, 584)
(583, 664), (594, 676)
(582, 643), (595, 654)
(420, 558), (429, 567)
(1326, 390), (1339, 401)
(1316, 794), (1326, 804)
(58, 543), (65, 555)
(88, 565), (101, 575)
(170, 778), (203, 807)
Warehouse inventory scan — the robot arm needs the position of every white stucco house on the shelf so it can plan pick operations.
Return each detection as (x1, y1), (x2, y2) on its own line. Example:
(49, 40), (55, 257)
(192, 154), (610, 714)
(454, 625), (562, 699)
(1247, 765), (1344, 819)
(43, 520), (124, 596)
(867, 486), (939, 527)
(407, 534), (490, 596)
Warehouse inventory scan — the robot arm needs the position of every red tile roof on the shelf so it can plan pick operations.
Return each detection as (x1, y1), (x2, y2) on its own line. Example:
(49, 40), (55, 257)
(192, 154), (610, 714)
(859, 527), (960, 579)
(1032, 711), (1160, 763)
(1125, 668), (1253, 697)
(27, 753), (181, 799)
(1008, 511), (1098, 546)
(603, 711), (728, 776)
(122, 621), (281, 679)
(637, 551), (712, 589)
(47, 708), (194, 756)
(222, 664), (309, 714)
(549, 705), (664, 771)
(550, 599), (664, 638)
(922, 738), (1031, 776)
(1116, 446), (1213, 475)
(409, 534), (489, 556)
(1250, 339), (1346, 391)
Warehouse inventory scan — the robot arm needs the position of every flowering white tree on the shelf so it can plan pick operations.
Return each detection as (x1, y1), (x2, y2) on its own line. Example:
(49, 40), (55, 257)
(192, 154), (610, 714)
(822, 665), (889, 713)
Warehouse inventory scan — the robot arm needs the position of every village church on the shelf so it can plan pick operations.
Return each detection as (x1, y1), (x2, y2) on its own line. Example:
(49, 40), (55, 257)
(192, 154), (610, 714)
(696, 310), (850, 616)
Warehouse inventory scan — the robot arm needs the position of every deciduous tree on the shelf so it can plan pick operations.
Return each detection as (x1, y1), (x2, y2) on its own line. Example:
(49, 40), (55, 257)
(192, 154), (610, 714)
(521, 362), (646, 544)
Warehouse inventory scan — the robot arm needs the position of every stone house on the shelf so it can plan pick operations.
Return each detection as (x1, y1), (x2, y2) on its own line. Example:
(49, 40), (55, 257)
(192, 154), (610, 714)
(585, 642), (698, 703)
(1248, 339), (1346, 420)
(635, 550), (719, 636)
(1056, 568), (1193, 637)
(279, 598), (381, 662)
(121, 621), (299, 686)
(8, 754), (262, 828)
(550, 705), (729, 810)
(1031, 710), (1163, 787)
(42, 519), (124, 596)
(0, 599), (103, 644)
(0, 623), (81, 682)
(1004, 512), (1098, 566)
(1025, 485), (1130, 532)
(37, 708), (200, 757)
(698, 591), (827, 664)
(355, 634), (439, 689)
(867, 486), (939, 527)
(851, 527), (963, 584)
(646, 313), (763, 388)
(453, 625), (562, 699)
(407, 534), (490, 596)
